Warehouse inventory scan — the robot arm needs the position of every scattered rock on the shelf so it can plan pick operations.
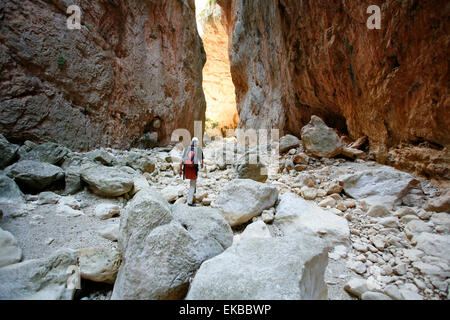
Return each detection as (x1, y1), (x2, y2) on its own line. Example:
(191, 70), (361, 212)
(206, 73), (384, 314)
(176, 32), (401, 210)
(0, 249), (78, 299)
(118, 187), (172, 253)
(347, 260), (367, 275)
(300, 115), (343, 158)
(0, 228), (22, 267)
(341, 146), (364, 159)
(0, 134), (19, 169)
(293, 153), (309, 165)
(95, 203), (121, 220)
(367, 204), (390, 217)
(414, 232), (450, 261)
(98, 222), (120, 242)
(318, 197), (336, 208)
(81, 165), (134, 197)
(378, 216), (399, 228)
(78, 247), (121, 283)
(18, 141), (69, 165)
(6, 160), (65, 192)
(56, 204), (84, 217)
(160, 185), (185, 202)
(234, 220), (271, 244)
(361, 291), (392, 300)
(344, 278), (369, 298)
(341, 165), (419, 207)
(279, 134), (301, 154)
(212, 179), (278, 227)
(404, 220), (432, 239)
(425, 190), (450, 213)
(86, 149), (115, 166)
(235, 152), (268, 183)
(274, 192), (350, 247)
(0, 174), (25, 206)
(300, 187), (317, 200)
(38, 191), (61, 205)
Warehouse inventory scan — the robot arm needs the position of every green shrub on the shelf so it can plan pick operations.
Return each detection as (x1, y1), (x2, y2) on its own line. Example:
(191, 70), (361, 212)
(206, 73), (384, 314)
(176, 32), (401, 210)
(57, 56), (67, 68)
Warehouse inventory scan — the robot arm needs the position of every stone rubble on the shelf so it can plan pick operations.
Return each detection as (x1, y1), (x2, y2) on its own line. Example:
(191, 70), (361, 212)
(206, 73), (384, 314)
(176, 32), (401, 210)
(0, 132), (448, 300)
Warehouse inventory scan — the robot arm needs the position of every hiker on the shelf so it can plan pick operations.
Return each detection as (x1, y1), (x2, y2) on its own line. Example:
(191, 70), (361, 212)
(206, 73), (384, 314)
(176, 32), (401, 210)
(179, 137), (204, 206)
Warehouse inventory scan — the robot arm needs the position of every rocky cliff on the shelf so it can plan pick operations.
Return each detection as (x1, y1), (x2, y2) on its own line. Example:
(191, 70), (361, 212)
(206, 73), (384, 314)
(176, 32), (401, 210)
(218, 0), (449, 178)
(0, 0), (206, 151)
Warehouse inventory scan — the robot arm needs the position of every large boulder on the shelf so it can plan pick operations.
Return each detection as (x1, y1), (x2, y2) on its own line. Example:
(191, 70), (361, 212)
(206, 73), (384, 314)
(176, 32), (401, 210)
(5, 160), (65, 192)
(212, 179), (279, 227)
(0, 174), (24, 203)
(86, 149), (116, 166)
(300, 116), (343, 158)
(160, 185), (185, 202)
(0, 134), (19, 169)
(0, 228), (22, 267)
(341, 165), (419, 207)
(78, 247), (121, 284)
(279, 134), (301, 154)
(112, 192), (233, 300)
(0, 249), (78, 300)
(0, 174), (26, 217)
(274, 192), (350, 248)
(63, 166), (83, 195)
(121, 152), (156, 174)
(425, 190), (450, 213)
(414, 233), (450, 262)
(80, 165), (134, 197)
(18, 141), (69, 165)
(171, 204), (233, 261)
(186, 234), (329, 300)
(117, 187), (173, 253)
(112, 223), (198, 300)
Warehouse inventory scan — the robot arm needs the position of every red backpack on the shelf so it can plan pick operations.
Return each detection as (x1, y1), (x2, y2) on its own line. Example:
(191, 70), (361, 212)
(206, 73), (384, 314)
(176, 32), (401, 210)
(183, 148), (196, 168)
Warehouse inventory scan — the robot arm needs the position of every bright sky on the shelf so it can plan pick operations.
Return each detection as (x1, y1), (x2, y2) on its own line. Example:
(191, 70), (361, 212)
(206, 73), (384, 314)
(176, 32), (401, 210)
(195, 0), (210, 36)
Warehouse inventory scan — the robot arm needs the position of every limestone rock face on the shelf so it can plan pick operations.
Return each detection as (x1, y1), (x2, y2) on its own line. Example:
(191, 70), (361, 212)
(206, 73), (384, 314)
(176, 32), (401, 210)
(218, 0), (449, 177)
(186, 234), (329, 300)
(0, 0), (206, 150)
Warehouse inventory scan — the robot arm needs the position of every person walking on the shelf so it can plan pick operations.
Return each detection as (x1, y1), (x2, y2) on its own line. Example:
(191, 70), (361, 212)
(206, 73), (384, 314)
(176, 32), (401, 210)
(179, 137), (204, 206)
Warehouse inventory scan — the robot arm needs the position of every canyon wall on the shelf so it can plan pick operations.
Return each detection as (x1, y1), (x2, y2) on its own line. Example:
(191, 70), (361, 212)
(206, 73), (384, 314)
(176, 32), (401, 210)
(218, 0), (449, 178)
(196, 2), (239, 135)
(0, 0), (206, 151)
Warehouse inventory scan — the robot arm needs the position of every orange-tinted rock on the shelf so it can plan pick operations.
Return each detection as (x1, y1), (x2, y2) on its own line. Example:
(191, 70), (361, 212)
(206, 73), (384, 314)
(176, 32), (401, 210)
(218, 0), (449, 177)
(196, 3), (239, 135)
(0, 0), (206, 150)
